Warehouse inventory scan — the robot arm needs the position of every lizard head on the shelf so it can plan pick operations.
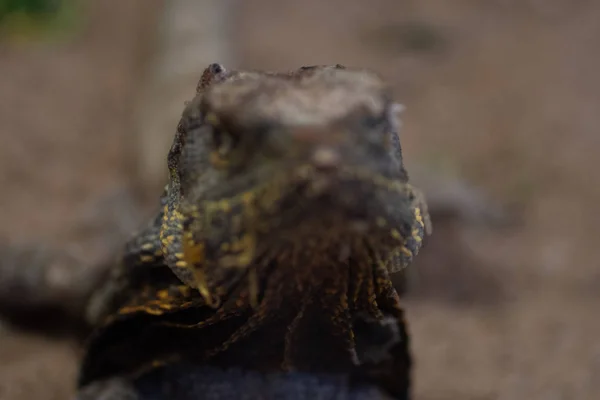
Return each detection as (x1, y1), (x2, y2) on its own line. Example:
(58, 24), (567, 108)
(171, 64), (429, 301)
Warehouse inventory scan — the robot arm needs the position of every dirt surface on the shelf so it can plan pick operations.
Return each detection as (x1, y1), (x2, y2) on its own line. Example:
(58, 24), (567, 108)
(1, 1), (599, 399)
(0, 1), (161, 398)
(0, 328), (79, 400)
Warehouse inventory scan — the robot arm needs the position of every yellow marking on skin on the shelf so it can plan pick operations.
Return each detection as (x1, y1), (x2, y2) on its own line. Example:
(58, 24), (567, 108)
(116, 290), (199, 317)
(178, 286), (192, 297)
(339, 291), (349, 309)
(365, 276), (378, 314)
(118, 306), (164, 316)
(183, 230), (194, 243)
(175, 260), (188, 268)
(401, 247), (413, 257)
(183, 240), (204, 266)
(193, 267), (216, 307)
(141, 243), (155, 251)
(390, 229), (402, 240)
(219, 235), (256, 268)
(175, 252), (185, 259)
(241, 192), (254, 204)
(189, 207), (201, 218)
(157, 290), (170, 300)
(205, 112), (219, 125)
(219, 200), (232, 212)
(411, 229), (422, 242)
(182, 238), (215, 306)
(140, 255), (155, 263)
(415, 207), (424, 227)
(236, 234), (256, 266)
(219, 255), (244, 268)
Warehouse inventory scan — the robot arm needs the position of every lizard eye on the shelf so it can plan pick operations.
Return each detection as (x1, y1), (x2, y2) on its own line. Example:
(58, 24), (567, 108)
(210, 124), (241, 169)
(361, 113), (388, 141)
(362, 115), (387, 130)
(212, 127), (239, 156)
(359, 112), (398, 154)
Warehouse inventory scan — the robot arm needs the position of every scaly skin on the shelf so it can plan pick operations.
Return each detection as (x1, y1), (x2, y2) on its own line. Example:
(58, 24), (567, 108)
(79, 64), (431, 400)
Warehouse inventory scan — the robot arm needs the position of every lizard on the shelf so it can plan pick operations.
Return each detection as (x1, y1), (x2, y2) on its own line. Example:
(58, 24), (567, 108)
(0, 63), (432, 400)
(74, 63), (432, 399)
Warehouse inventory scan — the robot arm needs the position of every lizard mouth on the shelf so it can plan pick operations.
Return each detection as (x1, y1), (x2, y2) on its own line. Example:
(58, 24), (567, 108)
(197, 162), (426, 271)
(201, 162), (417, 232)
(261, 164), (417, 238)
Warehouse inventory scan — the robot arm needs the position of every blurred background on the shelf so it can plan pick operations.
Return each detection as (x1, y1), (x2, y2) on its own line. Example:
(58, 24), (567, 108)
(0, 0), (599, 399)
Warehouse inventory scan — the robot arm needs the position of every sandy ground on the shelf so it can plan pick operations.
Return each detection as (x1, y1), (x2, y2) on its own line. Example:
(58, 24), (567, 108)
(1, 0), (599, 399)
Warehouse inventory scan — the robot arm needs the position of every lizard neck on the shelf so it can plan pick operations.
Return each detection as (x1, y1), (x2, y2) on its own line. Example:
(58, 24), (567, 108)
(256, 236), (392, 314)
